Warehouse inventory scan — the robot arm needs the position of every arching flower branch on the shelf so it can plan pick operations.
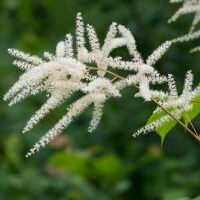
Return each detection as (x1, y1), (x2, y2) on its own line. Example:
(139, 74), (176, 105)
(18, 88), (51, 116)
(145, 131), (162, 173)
(4, 13), (200, 157)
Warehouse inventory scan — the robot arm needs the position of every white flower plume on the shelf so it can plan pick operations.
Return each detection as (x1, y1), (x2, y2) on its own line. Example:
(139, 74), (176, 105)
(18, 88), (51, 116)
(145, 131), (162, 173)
(133, 70), (200, 138)
(169, 0), (200, 32)
(115, 25), (171, 100)
(172, 29), (200, 53)
(26, 78), (121, 157)
(86, 22), (128, 76)
(4, 12), (175, 156)
(4, 34), (86, 132)
(157, 71), (199, 111)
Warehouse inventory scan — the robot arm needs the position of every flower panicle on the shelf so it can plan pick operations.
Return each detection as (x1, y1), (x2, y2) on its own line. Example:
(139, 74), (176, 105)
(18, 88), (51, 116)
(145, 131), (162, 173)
(5, 12), (197, 157)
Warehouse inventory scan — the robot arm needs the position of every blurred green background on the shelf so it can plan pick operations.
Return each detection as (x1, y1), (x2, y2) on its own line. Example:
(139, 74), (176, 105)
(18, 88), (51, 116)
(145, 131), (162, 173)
(0, 0), (200, 199)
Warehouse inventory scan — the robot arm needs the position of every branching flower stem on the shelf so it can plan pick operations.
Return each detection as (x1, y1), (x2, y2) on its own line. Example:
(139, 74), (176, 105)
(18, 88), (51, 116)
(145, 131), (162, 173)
(86, 66), (200, 143)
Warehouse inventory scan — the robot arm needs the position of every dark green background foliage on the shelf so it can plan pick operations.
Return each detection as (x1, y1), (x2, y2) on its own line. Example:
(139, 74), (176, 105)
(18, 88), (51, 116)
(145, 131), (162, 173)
(0, 0), (200, 199)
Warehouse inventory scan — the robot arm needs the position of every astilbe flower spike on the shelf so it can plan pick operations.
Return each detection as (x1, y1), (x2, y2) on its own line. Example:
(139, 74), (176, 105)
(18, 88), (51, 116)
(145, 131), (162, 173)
(115, 25), (171, 100)
(133, 71), (200, 138)
(4, 12), (176, 157)
(169, 0), (200, 33)
(26, 78), (121, 157)
(5, 36), (86, 134)
(172, 29), (200, 52)
(168, 1), (200, 52)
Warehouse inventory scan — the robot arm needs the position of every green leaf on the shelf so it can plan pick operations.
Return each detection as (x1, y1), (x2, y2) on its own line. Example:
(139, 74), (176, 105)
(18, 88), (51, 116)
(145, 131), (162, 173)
(183, 95), (200, 126)
(156, 119), (177, 144)
(147, 109), (177, 144)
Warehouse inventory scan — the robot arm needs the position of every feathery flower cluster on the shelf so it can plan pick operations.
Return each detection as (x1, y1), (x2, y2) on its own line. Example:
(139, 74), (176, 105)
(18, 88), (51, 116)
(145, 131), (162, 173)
(133, 71), (200, 138)
(169, 0), (200, 33)
(172, 29), (200, 52)
(4, 12), (199, 157)
(169, 0), (200, 52)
